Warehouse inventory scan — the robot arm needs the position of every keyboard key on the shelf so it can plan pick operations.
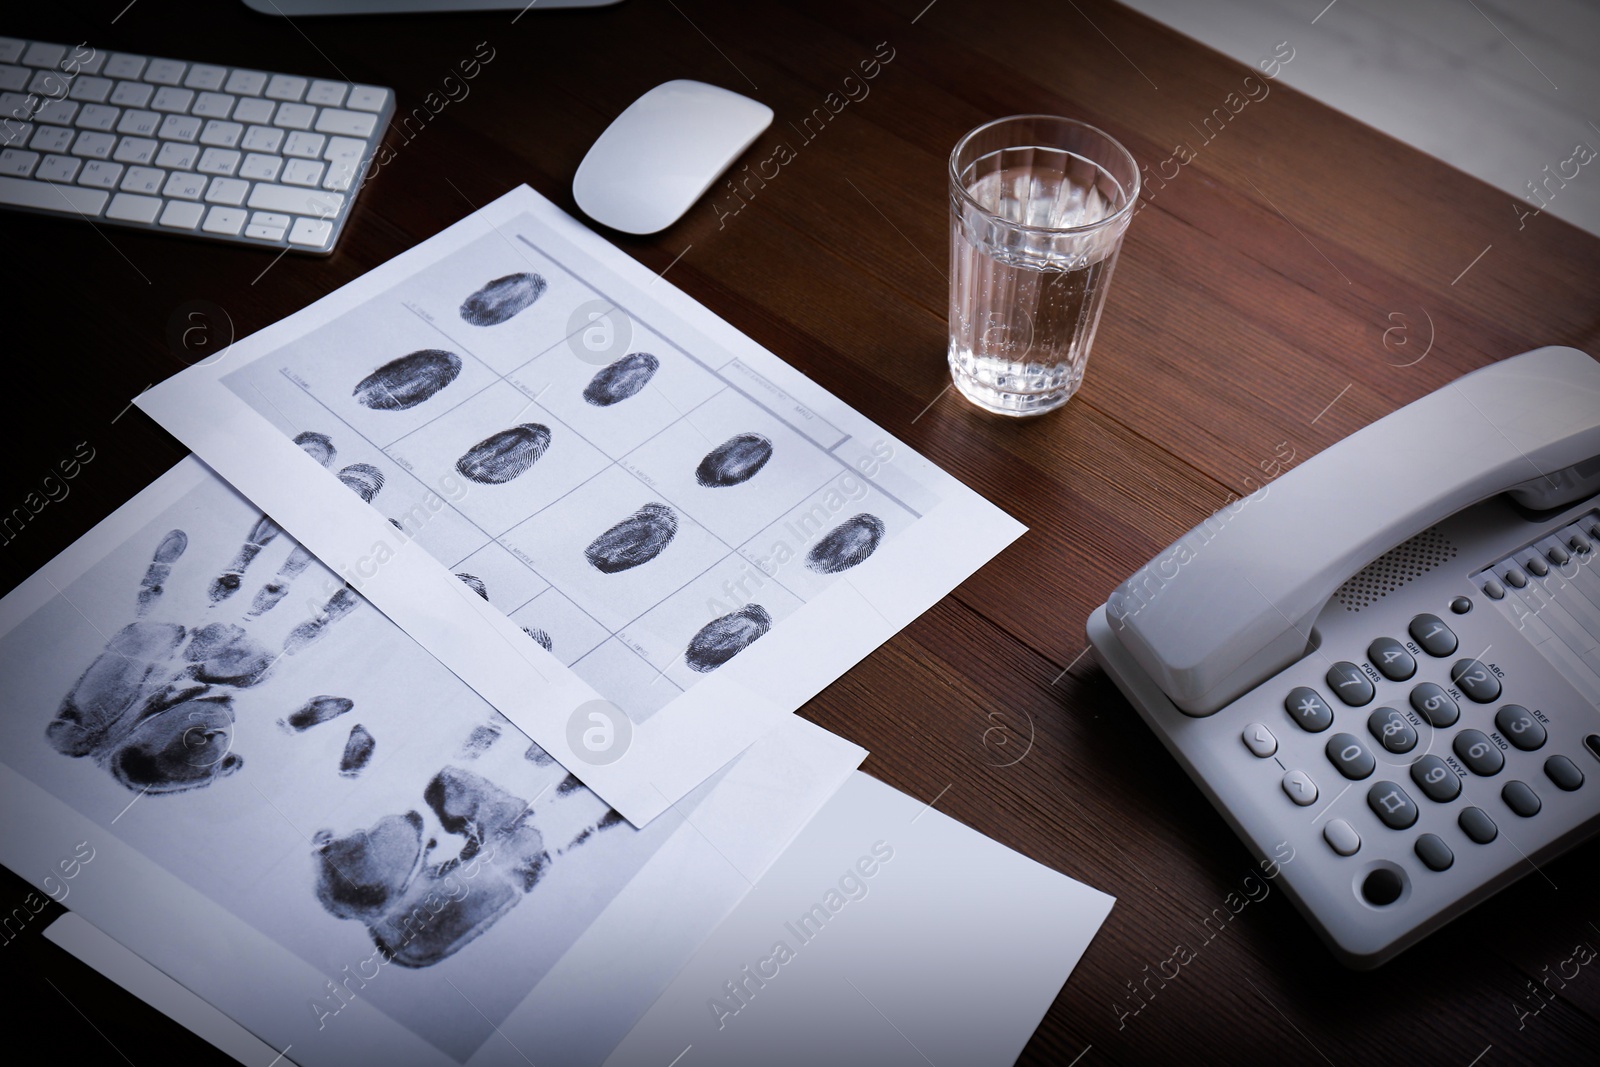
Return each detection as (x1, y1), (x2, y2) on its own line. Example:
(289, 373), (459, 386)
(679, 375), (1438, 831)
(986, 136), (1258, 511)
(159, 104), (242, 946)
(1367, 637), (1416, 681)
(273, 102), (316, 130)
(68, 76), (113, 103)
(346, 84), (386, 111)
(161, 171), (206, 200)
(241, 124), (284, 152)
(120, 165), (165, 194)
(74, 103), (119, 130)
(28, 68), (69, 97)
(29, 125), (74, 154)
(234, 97), (275, 125)
(1502, 780), (1541, 817)
(112, 136), (157, 165)
(35, 99), (77, 126)
(306, 80), (347, 106)
(288, 215), (333, 247)
(0, 172), (108, 213)
(151, 86), (195, 114)
(314, 107), (378, 137)
(239, 152), (281, 181)
(1285, 686), (1333, 732)
(0, 121), (32, 147)
(75, 160), (121, 188)
(191, 92), (235, 120)
(183, 64), (227, 91)
(1410, 682), (1459, 727)
(1368, 781), (1419, 829)
(1453, 729), (1504, 777)
(247, 181), (343, 215)
(1241, 722), (1277, 758)
(1325, 661), (1375, 706)
(246, 221), (286, 240)
(1494, 704), (1546, 750)
(224, 69), (267, 96)
(246, 209), (291, 239)
(282, 158), (324, 186)
(265, 74), (307, 101)
(0, 64), (28, 91)
(1458, 806), (1498, 844)
(154, 141), (198, 170)
(1410, 754), (1461, 802)
(2, 91), (35, 122)
(282, 131), (325, 158)
(1325, 732), (1375, 780)
(0, 148), (38, 177)
(201, 204), (246, 234)
(1408, 613), (1458, 656)
(116, 109), (159, 136)
(197, 147), (241, 176)
(199, 120), (243, 147)
(1414, 833), (1453, 872)
(105, 191), (162, 222)
(70, 130), (115, 158)
(35, 152), (78, 182)
(1323, 818), (1360, 856)
(203, 176), (248, 205)
(1367, 706), (1417, 754)
(159, 198), (205, 229)
(144, 58), (186, 86)
(103, 54), (146, 80)
(0, 38), (25, 65)
(158, 114), (202, 142)
(109, 80), (154, 108)
(21, 42), (67, 69)
(1450, 659), (1500, 703)
(1544, 755), (1584, 791)
(64, 47), (104, 76)
(1281, 769), (1318, 806)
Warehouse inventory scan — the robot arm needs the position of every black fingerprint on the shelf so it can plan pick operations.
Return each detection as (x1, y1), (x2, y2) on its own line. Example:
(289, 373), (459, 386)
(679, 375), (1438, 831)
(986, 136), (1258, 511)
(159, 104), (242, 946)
(284, 695), (354, 732)
(520, 626), (553, 653)
(585, 502), (677, 573)
(696, 432), (773, 488)
(805, 514), (886, 574)
(354, 350), (462, 411)
(293, 431), (337, 468)
(456, 424), (551, 484)
(459, 721), (501, 759)
(583, 352), (659, 407)
(137, 530), (188, 617)
(340, 724), (375, 777)
(337, 463), (385, 502)
(459, 273), (546, 327)
(686, 604), (771, 673)
(523, 740), (556, 765)
(311, 811), (424, 921)
(456, 573), (489, 600)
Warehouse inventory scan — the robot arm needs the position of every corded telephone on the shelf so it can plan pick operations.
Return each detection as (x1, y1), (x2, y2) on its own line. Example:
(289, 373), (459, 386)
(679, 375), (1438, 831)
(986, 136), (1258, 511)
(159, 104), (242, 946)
(1087, 346), (1600, 968)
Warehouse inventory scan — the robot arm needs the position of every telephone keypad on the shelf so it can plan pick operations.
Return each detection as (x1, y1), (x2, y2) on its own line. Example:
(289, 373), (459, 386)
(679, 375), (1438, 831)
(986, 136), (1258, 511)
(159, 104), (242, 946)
(1369, 782), (1420, 829)
(1450, 659), (1500, 703)
(1453, 730), (1504, 776)
(1368, 707), (1418, 754)
(1368, 638), (1416, 681)
(1408, 613), (1458, 656)
(1544, 755), (1584, 792)
(1458, 806), (1498, 844)
(1325, 733), (1375, 780)
(1326, 661), (1375, 706)
(1414, 834), (1454, 871)
(1410, 755), (1461, 802)
(1495, 705), (1546, 750)
(1409, 683), (1460, 727)
(1502, 780), (1541, 817)
(1285, 687), (1333, 732)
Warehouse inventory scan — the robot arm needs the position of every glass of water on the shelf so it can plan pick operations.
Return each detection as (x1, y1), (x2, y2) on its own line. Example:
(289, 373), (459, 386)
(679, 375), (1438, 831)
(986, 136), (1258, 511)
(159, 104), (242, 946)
(948, 116), (1140, 416)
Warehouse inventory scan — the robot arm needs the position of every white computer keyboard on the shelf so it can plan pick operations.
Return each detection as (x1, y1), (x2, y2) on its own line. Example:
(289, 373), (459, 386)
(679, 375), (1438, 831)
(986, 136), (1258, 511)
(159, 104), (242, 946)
(0, 36), (394, 254)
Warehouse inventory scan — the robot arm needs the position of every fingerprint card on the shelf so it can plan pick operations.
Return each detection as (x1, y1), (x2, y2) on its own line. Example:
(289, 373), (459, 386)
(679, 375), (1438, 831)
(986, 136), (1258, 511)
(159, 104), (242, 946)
(0, 457), (865, 1067)
(138, 184), (1024, 826)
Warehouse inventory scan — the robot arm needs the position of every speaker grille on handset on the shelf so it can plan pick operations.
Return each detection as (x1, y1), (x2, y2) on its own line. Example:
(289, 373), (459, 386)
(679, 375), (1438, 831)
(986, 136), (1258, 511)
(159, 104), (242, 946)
(1334, 530), (1458, 611)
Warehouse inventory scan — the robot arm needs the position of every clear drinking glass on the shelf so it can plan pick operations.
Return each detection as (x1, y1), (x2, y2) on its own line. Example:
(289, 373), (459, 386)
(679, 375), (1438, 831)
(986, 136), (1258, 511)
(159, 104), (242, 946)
(948, 116), (1139, 416)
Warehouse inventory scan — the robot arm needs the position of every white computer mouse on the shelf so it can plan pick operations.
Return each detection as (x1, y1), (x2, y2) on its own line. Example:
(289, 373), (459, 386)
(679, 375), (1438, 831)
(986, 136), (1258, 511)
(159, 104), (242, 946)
(573, 80), (773, 235)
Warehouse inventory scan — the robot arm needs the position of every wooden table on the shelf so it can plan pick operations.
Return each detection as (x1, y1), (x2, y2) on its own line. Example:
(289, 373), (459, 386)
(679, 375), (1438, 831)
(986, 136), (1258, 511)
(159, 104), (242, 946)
(4, 1), (1598, 1062)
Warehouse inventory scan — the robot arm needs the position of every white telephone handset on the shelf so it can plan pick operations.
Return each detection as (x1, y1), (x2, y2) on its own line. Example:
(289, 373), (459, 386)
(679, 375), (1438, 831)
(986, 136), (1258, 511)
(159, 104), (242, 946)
(1089, 347), (1600, 967)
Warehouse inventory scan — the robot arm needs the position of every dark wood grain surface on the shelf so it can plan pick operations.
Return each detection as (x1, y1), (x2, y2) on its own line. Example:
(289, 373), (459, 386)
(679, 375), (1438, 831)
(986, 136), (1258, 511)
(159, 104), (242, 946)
(3, 1), (1598, 1064)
